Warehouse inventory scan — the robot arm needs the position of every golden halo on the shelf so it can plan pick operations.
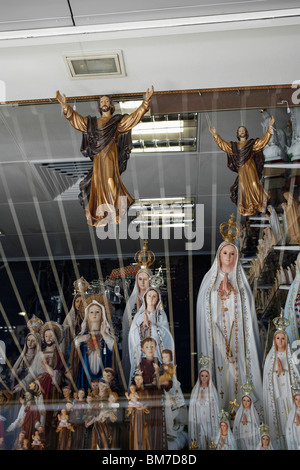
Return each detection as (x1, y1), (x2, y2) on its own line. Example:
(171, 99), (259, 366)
(40, 321), (64, 343)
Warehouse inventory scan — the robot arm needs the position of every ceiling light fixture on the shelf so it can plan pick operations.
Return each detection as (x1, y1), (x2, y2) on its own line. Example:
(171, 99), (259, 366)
(65, 51), (126, 79)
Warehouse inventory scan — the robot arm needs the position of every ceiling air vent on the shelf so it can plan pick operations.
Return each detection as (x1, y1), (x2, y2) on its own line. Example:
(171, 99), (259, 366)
(30, 160), (93, 201)
(65, 51), (126, 79)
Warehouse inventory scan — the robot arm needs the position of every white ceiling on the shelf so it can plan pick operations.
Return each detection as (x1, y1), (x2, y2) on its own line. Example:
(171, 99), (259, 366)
(0, 1), (299, 262)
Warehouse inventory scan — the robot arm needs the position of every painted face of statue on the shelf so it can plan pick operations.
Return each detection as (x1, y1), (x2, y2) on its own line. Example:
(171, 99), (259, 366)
(220, 422), (228, 436)
(62, 386), (71, 398)
(103, 370), (113, 383)
(99, 96), (111, 114)
(237, 126), (248, 140)
(78, 389), (85, 400)
(261, 435), (270, 448)
(294, 394), (300, 409)
(199, 370), (210, 387)
(44, 329), (55, 346)
(87, 303), (102, 327)
(274, 331), (286, 352)
(24, 391), (32, 403)
(134, 375), (143, 388)
(74, 296), (82, 311)
(145, 289), (159, 311)
(162, 352), (172, 364)
(137, 272), (150, 294)
(219, 244), (237, 273)
(98, 381), (110, 398)
(141, 340), (156, 360)
(242, 395), (252, 410)
(26, 334), (37, 350)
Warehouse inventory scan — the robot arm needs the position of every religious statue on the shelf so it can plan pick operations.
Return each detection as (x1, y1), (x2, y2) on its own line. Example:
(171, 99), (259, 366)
(281, 191), (300, 244)
(286, 382), (300, 450)
(14, 321), (65, 448)
(158, 349), (176, 390)
(266, 205), (284, 244)
(31, 429), (44, 450)
(18, 322), (65, 400)
(102, 367), (120, 394)
(10, 329), (42, 389)
(67, 294), (116, 390)
(127, 370), (151, 450)
(284, 252), (300, 346)
(122, 240), (155, 385)
(85, 379), (118, 450)
(214, 410), (237, 450)
(56, 408), (74, 450)
(232, 381), (260, 450)
(62, 292), (85, 356)
(135, 337), (168, 450)
(56, 87), (154, 227)
(7, 390), (42, 448)
(196, 216), (263, 415)
(188, 355), (220, 450)
(263, 313), (300, 449)
(209, 116), (274, 216)
(125, 384), (141, 407)
(256, 423), (274, 450)
(69, 388), (86, 450)
(122, 266), (152, 386)
(128, 286), (174, 383)
(9, 322), (43, 446)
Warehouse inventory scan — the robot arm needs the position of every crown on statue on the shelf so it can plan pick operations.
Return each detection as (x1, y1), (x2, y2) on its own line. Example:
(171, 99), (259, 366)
(27, 315), (44, 334)
(73, 276), (89, 294)
(198, 354), (211, 370)
(241, 380), (254, 397)
(259, 422), (269, 436)
(134, 368), (143, 377)
(189, 439), (198, 450)
(218, 409), (230, 423)
(219, 213), (241, 243)
(273, 308), (290, 332)
(209, 438), (218, 450)
(291, 381), (300, 397)
(134, 240), (155, 269)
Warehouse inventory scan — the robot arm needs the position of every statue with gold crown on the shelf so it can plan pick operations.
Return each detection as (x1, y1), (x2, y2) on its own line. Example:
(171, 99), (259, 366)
(121, 240), (156, 385)
(256, 422), (274, 450)
(196, 214), (263, 416)
(286, 381), (300, 450)
(127, 242), (187, 450)
(188, 355), (220, 450)
(215, 409), (237, 450)
(263, 310), (300, 450)
(232, 380), (260, 450)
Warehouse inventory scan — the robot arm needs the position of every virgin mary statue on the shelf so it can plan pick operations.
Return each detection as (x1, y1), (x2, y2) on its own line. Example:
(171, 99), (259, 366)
(283, 252), (300, 347)
(196, 216), (263, 414)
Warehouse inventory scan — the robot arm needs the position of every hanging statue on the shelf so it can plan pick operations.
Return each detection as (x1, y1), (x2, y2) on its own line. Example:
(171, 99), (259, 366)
(56, 87), (154, 227)
(209, 116), (275, 216)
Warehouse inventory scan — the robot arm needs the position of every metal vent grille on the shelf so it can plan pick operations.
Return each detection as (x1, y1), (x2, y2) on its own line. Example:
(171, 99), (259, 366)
(31, 160), (92, 200)
(65, 51), (126, 79)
